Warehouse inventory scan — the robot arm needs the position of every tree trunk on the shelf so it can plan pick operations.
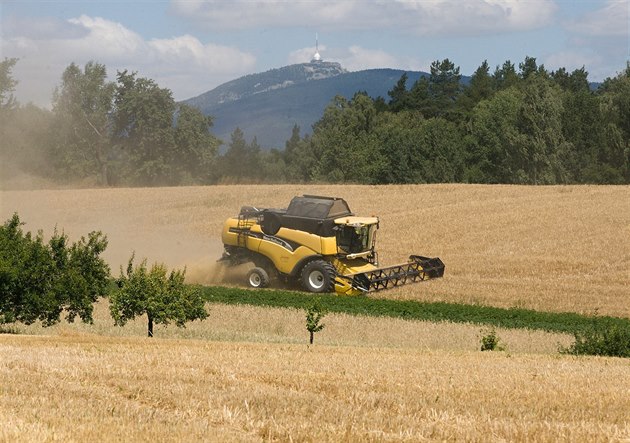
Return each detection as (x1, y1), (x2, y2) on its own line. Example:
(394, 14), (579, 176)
(95, 142), (110, 187)
(309, 331), (314, 345)
(147, 315), (154, 338)
(100, 161), (109, 187)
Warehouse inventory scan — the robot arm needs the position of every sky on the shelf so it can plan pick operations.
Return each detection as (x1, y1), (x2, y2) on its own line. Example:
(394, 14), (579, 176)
(1, 0), (629, 108)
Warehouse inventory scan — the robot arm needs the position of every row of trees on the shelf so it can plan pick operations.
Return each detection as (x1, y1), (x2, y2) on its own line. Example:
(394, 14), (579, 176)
(289, 58), (629, 184)
(1, 57), (629, 186)
(2, 60), (221, 186)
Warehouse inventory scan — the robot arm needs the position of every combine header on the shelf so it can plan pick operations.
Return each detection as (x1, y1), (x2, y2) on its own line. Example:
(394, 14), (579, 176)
(219, 195), (444, 296)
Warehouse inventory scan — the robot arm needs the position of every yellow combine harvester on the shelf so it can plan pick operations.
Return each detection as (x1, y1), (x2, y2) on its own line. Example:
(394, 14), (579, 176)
(219, 195), (444, 295)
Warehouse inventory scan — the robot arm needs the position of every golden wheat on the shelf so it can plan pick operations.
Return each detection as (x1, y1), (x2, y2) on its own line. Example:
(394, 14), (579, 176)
(2, 184), (628, 316)
(1, 332), (629, 442)
(2, 184), (629, 441)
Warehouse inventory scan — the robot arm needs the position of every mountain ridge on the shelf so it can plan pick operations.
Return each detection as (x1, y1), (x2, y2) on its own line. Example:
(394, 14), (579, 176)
(183, 63), (430, 149)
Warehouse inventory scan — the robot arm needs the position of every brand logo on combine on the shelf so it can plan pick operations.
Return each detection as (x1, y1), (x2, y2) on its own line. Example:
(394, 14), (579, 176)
(262, 234), (294, 252)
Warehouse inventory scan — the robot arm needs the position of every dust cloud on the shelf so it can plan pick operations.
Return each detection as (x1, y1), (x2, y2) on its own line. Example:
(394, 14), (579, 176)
(0, 187), (244, 286)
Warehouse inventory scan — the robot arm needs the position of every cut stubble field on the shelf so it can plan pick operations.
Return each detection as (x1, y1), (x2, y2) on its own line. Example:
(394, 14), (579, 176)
(1, 331), (629, 442)
(1, 184), (629, 441)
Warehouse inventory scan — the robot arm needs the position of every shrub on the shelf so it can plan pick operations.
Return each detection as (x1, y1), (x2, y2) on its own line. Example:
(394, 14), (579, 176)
(561, 322), (630, 358)
(480, 327), (504, 351)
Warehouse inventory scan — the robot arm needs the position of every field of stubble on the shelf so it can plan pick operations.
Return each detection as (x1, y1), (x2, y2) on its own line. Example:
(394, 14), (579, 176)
(1, 184), (629, 441)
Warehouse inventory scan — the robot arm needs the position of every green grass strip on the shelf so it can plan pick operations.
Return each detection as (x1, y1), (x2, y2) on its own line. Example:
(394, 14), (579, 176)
(200, 285), (630, 334)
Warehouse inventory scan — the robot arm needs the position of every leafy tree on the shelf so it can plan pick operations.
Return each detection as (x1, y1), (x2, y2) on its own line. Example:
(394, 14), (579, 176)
(0, 57), (18, 112)
(493, 60), (520, 90)
(468, 87), (523, 183)
(221, 127), (250, 181)
(50, 62), (116, 185)
(458, 60), (495, 116)
(518, 56), (546, 80)
(113, 70), (177, 185)
(110, 255), (208, 337)
(260, 148), (287, 182)
(311, 93), (384, 183)
(407, 76), (430, 112)
(284, 126), (316, 182)
(552, 67), (590, 93)
(0, 213), (109, 326)
(597, 63), (630, 182)
(173, 104), (221, 183)
(515, 74), (571, 184)
(556, 68), (607, 183)
(388, 72), (410, 112)
(373, 110), (427, 183)
(44, 63), (222, 186)
(413, 117), (465, 182)
(375, 111), (465, 183)
(305, 303), (326, 345)
(284, 124), (303, 180)
(393, 59), (461, 119)
(247, 136), (262, 180)
(426, 58), (462, 118)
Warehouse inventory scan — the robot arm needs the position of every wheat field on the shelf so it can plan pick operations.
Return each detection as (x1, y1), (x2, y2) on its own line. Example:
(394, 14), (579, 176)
(1, 184), (630, 441)
(2, 184), (628, 316)
(1, 331), (629, 442)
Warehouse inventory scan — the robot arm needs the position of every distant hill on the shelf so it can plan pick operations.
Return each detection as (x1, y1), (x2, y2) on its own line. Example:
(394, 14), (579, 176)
(183, 62), (429, 149)
(183, 63), (603, 149)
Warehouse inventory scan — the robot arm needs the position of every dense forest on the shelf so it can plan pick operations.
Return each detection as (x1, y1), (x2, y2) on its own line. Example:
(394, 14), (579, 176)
(1, 56), (629, 187)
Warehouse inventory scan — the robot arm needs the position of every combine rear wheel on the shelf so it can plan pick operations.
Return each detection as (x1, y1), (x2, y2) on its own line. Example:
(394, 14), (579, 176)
(247, 267), (270, 288)
(300, 260), (336, 293)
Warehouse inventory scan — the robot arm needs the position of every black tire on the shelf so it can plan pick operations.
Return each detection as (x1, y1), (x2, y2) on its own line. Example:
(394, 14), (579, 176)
(260, 212), (281, 235)
(300, 260), (336, 293)
(252, 254), (277, 280)
(247, 267), (270, 288)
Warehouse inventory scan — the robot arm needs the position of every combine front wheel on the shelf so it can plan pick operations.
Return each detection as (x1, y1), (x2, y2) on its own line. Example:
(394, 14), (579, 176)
(300, 260), (335, 293)
(247, 267), (270, 288)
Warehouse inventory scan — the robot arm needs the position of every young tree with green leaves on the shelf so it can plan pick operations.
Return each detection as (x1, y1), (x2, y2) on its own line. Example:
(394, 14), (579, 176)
(305, 303), (326, 345)
(110, 255), (208, 337)
(0, 213), (109, 327)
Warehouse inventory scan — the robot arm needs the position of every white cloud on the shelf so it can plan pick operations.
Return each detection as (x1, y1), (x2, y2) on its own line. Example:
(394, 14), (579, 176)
(543, 51), (601, 74)
(556, 1), (630, 81)
(342, 45), (426, 72)
(569, 0), (628, 36)
(170, 0), (557, 35)
(1, 15), (256, 107)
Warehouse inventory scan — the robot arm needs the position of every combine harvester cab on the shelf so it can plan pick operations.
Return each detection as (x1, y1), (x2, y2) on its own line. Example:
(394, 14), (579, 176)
(220, 195), (444, 296)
